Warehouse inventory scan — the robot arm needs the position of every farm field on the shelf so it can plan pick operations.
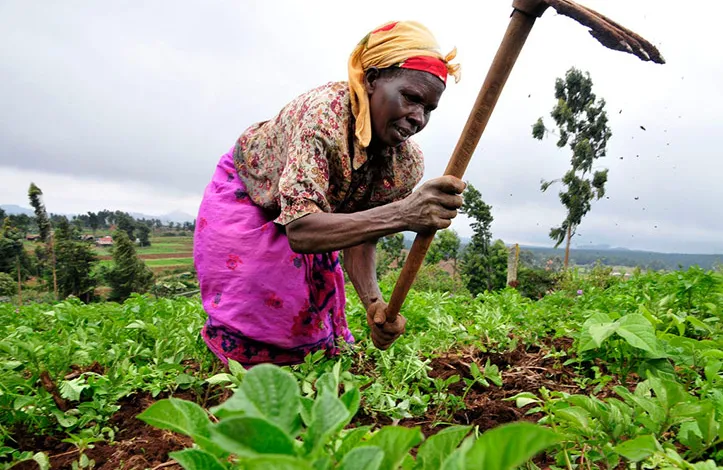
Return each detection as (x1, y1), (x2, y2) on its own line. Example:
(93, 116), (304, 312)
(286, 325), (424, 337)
(95, 236), (194, 274)
(1, 268), (722, 469)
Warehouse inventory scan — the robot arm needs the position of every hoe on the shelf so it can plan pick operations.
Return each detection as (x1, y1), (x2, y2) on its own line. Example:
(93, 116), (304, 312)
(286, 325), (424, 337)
(387, 0), (665, 322)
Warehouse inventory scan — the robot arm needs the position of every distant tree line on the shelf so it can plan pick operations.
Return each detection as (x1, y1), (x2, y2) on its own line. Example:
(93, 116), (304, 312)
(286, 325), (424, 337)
(5, 209), (195, 243)
(0, 185), (172, 304)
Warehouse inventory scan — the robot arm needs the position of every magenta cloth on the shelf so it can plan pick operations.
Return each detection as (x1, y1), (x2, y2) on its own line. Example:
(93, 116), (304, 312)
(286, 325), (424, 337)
(193, 149), (354, 366)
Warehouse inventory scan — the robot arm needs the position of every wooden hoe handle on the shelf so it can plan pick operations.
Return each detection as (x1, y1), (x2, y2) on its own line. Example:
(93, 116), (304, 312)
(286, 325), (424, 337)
(386, 6), (542, 322)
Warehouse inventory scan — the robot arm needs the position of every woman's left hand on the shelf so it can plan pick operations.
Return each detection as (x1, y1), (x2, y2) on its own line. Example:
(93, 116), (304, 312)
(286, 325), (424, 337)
(366, 300), (406, 350)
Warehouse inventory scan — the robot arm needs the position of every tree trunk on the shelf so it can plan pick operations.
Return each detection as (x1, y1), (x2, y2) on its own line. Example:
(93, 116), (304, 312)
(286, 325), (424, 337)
(507, 243), (520, 287)
(16, 257), (23, 307)
(564, 225), (572, 270)
(50, 233), (58, 300)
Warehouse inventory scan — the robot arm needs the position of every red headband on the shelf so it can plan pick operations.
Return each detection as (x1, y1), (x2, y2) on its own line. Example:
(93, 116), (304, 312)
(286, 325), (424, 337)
(399, 56), (448, 84)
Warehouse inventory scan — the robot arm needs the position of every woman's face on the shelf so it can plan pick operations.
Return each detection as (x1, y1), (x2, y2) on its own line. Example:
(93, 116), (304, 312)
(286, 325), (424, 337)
(364, 68), (445, 148)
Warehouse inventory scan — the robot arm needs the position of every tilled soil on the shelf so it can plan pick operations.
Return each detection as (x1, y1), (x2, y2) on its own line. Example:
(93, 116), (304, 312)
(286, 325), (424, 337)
(9, 337), (625, 469)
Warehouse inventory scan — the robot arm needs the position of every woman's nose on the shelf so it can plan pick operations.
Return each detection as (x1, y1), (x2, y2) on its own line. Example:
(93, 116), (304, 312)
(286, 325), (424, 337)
(407, 105), (425, 128)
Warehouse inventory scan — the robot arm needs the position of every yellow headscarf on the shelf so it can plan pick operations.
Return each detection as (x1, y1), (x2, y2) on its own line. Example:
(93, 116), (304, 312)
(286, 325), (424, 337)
(348, 21), (461, 148)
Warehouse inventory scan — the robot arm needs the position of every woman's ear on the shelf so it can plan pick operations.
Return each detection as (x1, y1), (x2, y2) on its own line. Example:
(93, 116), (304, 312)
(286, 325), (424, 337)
(363, 67), (380, 94)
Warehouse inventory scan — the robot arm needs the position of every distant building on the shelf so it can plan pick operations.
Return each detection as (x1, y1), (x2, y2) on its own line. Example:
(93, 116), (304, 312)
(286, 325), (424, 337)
(96, 236), (113, 247)
(26, 234), (41, 241)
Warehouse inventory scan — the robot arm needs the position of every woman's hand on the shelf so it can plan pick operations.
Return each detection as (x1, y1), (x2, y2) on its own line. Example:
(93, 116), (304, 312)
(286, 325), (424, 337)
(400, 176), (465, 234)
(366, 300), (406, 350)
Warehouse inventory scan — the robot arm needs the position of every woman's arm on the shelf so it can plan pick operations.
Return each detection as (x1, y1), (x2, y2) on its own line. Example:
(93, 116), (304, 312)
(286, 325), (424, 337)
(286, 176), (465, 254)
(343, 240), (406, 350)
(343, 241), (382, 309)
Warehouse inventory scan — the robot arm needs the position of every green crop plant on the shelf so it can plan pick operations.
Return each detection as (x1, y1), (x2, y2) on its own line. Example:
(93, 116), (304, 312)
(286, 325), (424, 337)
(139, 363), (560, 469)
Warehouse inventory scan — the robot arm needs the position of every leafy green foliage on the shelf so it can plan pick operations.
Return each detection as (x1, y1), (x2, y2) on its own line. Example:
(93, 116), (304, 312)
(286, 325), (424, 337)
(533, 68), (612, 267)
(0, 272), (14, 297)
(27, 183), (51, 243)
(0, 295), (214, 451)
(3, 267), (723, 469)
(54, 218), (98, 300)
(140, 362), (557, 469)
(376, 234), (405, 277)
(104, 230), (154, 301)
(425, 229), (460, 266)
(459, 184), (506, 294)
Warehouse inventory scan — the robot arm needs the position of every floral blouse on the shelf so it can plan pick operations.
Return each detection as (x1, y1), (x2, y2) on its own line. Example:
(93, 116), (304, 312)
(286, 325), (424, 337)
(233, 81), (424, 225)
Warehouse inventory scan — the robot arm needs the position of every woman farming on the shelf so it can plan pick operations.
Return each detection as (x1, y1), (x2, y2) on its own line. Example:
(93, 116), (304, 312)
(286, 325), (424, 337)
(194, 21), (465, 366)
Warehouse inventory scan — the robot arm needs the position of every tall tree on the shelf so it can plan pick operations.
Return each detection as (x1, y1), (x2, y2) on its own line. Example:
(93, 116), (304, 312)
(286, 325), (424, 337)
(459, 184), (507, 294)
(425, 229), (461, 266)
(7, 214), (32, 237)
(0, 220), (30, 276)
(376, 233), (405, 277)
(136, 224), (151, 247)
(0, 208), (5, 220)
(116, 213), (136, 241)
(28, 183), (51, 242)
(0, 219), (32, 304)
(28, 183), (57, 298)
(105, 230), (154, 302)
(532, 67), (611, 269)
(87, 212), (100, 234)
(55, 218), (98, 301)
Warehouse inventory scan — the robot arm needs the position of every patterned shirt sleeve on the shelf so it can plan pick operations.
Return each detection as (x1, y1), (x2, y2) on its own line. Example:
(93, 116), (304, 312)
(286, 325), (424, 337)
(274, 126), (333, 226)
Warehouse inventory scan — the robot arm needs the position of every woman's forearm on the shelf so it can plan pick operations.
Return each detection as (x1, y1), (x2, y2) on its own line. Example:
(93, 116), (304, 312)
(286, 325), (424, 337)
(286, 201), (407, 254)
(285, 176), (465, 254)
(343, 242), (383, 309)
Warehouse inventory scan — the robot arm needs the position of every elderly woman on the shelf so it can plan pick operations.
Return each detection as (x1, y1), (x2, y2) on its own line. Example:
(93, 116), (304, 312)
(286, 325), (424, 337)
(194, 21), (465, 366)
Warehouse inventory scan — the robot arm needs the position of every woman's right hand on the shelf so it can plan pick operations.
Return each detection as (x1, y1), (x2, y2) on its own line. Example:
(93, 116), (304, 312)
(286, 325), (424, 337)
(400, 176), (466, 234)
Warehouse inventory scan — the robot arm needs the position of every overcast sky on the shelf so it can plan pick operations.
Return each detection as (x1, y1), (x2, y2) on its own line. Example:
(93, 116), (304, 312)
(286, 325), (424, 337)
(1, 1), (721, 254)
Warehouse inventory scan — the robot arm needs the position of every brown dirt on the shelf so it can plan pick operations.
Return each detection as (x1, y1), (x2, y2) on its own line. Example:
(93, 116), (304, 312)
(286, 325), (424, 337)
(9, 338), (628, 469)
(11, 394), (190, 470)
(353, 339), (583, 437)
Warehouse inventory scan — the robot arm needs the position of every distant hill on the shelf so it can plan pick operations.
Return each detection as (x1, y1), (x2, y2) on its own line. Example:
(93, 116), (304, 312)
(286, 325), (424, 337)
(129, 210), (195, 224)
(2, 204), (195, 224)
(519, 245), (722, 271)
(399, 233), (722, 271)
(1, 204), (34, 216)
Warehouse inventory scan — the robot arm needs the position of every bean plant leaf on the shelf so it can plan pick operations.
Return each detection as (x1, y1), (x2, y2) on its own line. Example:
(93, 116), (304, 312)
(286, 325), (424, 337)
(137, 398), (211, 438)
(59, 377), (89, 401)
(243, 455), (314, 470)
(316, 371), (338, 398)
(212, 364), (302, 436)
(440, 436), (475, 470)
(555, 407), (591, 432)
(305, 392), (351, 454)
(211, 416), (296, 456)
(615, 314), (665, 357)
(338, 446), (385, 470)
(508, 392), (541, 408)
(365, 426), (424, 470)
(227, 358), (246, 377)
(300, 396), (314, 427)
(340, 387), (360, 420)
(416, 425), (472, 470)
(613, 434), (661, 462)
(335, 426), (372, 461)
(169, 449), (227, 470)
(464, 422), (561, 469)
(648, 377), (688, 413)
(312, 456), (331, 470)
(578, 312), (616, 352)
(32, 452), (50, 470)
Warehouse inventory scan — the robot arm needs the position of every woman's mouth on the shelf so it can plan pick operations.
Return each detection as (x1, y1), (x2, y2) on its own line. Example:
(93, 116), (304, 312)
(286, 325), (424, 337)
(394, 125), (413, 141)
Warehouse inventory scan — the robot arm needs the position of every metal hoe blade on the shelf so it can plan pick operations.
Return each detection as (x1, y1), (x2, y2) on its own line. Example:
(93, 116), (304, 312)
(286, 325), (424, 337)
(546, 0), (665, 63)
